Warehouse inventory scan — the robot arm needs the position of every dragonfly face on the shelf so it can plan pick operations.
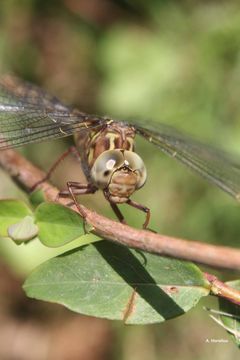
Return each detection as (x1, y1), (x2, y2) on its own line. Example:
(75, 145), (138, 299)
(1, 75), (240, 227)
(90, 149), (147, 203)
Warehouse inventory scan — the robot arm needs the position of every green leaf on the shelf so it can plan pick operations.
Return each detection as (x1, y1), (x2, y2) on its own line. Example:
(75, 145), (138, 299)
(23, 241), (209, 324)
(0, 199), (33, 237)
(35, 203), (85, 247)
(29, 189), (46, 208)
(7, 215), (39, 243)
(216, 280), (240, 347)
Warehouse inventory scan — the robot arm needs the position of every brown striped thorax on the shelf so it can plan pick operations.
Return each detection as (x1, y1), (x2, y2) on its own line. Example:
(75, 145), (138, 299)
(74, 120), (147, 204)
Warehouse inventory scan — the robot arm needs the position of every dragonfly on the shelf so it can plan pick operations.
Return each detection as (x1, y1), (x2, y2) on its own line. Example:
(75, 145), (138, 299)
(0, 75), (240, 228)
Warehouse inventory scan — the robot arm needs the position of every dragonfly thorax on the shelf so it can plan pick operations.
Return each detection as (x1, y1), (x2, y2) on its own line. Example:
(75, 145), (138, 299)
(90, 149), (147, 203)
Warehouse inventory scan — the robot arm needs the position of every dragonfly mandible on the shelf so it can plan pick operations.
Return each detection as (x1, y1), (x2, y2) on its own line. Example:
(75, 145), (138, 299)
(0, 75), (240, 228)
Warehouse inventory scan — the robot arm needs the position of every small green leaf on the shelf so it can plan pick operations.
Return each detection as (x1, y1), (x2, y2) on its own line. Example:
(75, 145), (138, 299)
(8, 215), (39, 243)
(35, 203), (85, 247)
(217, 280), (240, 347)
(23, 241), (209, 324)
(29, 189), (46, 208)
(0, 199), (33, 237)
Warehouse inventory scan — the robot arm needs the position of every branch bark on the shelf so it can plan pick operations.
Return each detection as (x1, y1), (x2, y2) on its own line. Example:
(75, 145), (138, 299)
(204, 273), (240, 306)
(0, 149), (240, 273)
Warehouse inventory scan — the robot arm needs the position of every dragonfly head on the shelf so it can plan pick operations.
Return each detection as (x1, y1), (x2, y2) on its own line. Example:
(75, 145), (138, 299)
(90, 149), (147, 203)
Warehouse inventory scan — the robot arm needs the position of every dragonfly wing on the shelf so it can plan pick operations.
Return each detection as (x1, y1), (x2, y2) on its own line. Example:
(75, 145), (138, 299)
(132, 120), (240, 200)
(0, 76), (104, 149)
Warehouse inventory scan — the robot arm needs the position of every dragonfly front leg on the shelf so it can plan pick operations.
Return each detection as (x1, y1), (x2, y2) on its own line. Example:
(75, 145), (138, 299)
(58, 181), (97, 217)
(126, 199), (150, 229)
(110, 202), (127, 225)
(31, 146), (81, 191)
(110, 199), (150, 229)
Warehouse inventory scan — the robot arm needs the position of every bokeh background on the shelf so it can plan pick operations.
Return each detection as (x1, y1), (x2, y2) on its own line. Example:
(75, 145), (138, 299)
(0, 0), (240, 359)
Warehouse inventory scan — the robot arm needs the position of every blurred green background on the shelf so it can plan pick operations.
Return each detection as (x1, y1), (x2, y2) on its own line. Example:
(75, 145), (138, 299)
(0, 0), (240, 359)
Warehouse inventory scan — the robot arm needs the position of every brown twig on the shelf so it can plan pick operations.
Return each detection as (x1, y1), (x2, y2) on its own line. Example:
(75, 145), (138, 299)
(0, 149), (240, 273)
(204, 273), (240, 306)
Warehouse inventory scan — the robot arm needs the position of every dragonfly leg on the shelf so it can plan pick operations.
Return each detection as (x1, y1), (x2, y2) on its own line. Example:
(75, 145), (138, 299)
(126, 199), (150, 229)
(31, 146), (81, 191)
(110, 202), (127, 225)
(58, 182), (97, 212)
(58, 182), (97, 197)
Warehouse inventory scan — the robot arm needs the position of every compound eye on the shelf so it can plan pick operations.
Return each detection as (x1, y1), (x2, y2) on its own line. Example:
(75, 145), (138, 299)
(123, 151), (147, 189)
(90, 150), (124, 189)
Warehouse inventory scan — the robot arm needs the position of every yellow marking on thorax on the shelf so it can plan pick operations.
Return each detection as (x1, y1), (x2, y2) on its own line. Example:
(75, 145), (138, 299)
(106, 132), (118, 150)
(87, 132), (118, 166)
(87, 128), (135, 167)
(88, 147), (95, 165)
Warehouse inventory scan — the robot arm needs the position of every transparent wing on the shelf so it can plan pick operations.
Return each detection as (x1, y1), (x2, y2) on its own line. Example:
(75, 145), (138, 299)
(0, 76), (105, 149)
(132, 120), (240, 200)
